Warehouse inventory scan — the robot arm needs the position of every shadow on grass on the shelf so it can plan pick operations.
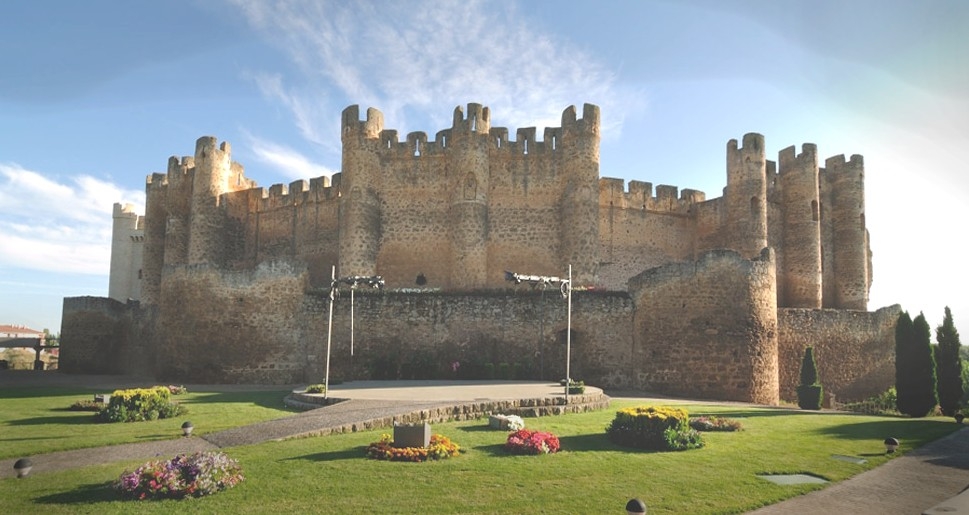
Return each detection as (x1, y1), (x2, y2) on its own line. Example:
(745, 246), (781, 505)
(455, 425), (499, 433)
(177, 391), (297, 412)
(287, 447), (366, 463)
(5, 414), (100, 426)
(0, 387), (102, 400)
(34, 480), (117, 505)
(815, 418), (957, 441)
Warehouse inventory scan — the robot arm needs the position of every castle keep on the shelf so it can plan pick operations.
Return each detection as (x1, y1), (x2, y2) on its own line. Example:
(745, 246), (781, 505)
(62, 104), (898, 405)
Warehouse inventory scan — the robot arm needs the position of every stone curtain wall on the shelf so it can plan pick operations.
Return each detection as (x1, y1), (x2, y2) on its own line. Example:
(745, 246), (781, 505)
(154, 261), (310, 384)
(60, 296), (137, 375)
(777, 304), (900, 402)
(628, 248), (779, 404)
(62, 254), (895, 404)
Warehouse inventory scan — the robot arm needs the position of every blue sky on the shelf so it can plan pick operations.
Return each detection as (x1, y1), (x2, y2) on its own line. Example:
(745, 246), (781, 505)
(1, 0), (967, 334)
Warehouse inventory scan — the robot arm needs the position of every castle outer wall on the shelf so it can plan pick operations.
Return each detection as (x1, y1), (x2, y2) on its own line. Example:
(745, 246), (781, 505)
(63, 103), (893, 404)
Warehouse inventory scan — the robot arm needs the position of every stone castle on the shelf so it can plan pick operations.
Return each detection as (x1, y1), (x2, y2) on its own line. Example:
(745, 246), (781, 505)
(61, 103), (899, 405)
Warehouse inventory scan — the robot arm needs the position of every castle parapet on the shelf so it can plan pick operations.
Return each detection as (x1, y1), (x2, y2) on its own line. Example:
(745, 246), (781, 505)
(599, 177), (705, 214)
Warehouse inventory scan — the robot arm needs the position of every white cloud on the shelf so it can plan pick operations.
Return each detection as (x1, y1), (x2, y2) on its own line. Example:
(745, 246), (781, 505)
(229, 0), (630, 143)
(0, 164), (144, 275)
(244, 133), (338, 181)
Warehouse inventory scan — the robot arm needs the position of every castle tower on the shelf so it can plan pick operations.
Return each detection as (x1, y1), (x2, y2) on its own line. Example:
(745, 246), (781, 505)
(824, 154), (869, 310)
(778, 144), (822, 308)
(141, 172), (169, 305)
(188, 137), (233, 266)
(339, 106), (384, 277)
(558, 104), (601, 284)
(108, 203), (144, 302)
(449, 103), (490, 288)
(725, 133), (769, 259)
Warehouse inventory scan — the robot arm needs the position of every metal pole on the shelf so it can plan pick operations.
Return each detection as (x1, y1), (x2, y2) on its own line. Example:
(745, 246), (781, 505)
(324, 265), (335, 399)
(565, 264), (572, 404)
(350, 283), (357, 356)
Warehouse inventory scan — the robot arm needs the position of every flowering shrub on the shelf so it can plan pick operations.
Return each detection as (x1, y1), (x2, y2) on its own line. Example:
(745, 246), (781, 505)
(366, 434), (461, 462)
(505, 429), (561, 455)
(117, 451), (244, 500)
(305, 384), (326, 394)
(689, 416), (743, 432)
(97, 386), (186, 423)
(167, 385), (188, 395)
(606, 405), (703, 451)
(489, 414), (525, 431)
(69, 400), (104, 412)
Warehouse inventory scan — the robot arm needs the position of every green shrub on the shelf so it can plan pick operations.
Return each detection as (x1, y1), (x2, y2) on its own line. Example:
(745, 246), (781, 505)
(305, 384), (326, 394)
(797, 347), (823, 410)
(497, 362), (512, 379)
(483, 363), (495, 379)
(840, 387), (898, 415)
(606, 406), (703, 451)
(69, 400), (104, 412)
(567, 380), (586, 394)
(896, 311), (938, 417)
(97, 386), (186, 423)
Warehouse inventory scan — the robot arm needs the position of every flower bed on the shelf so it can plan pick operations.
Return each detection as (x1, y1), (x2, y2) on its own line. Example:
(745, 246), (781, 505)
(689, 416), (743, 432)
(366, 434), (461, 462)
(118, 451), (244, 500)
(606, 405), (703, 451)
(97, 386), (186, 423)
(489, 414), (525, 431)
(505, 429), (560, 455)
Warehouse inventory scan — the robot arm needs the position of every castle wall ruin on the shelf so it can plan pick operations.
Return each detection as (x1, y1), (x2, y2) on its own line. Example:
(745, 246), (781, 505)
(64, 103), (895, 404)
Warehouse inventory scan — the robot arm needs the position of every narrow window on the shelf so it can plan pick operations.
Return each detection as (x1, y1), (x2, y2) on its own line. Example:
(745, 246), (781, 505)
(811, 200), (819, 221)
(471, 115), (476, 131)
(523, 139), (529, 155)
(552, 136), (557, 150)
(414, 140), (421, 157)
(750, 196), (760, 216)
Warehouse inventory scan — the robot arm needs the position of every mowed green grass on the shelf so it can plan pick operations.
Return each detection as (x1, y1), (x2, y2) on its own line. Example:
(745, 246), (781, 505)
(0, 391), (961, 515)
(0, 387), (298, 459)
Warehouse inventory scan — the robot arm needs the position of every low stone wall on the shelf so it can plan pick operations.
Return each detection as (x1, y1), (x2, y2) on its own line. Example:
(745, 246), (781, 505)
(282, 392), (611, 439)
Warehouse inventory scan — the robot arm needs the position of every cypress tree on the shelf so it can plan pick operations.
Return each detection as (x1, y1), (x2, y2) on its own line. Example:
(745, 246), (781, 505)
(936, 307), (963, 416)
(896, 312), (937, 417)
(896, 312), (916, 415)
(796, 346), (823, 410)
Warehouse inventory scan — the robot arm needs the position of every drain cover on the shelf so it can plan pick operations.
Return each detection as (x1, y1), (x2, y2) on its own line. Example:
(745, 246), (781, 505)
(757, 474), (829, 485)
(831, 454), (867, 464)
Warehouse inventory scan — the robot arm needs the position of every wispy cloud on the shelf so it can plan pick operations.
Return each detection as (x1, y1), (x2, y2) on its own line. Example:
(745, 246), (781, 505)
(244, 132), (339, 181)
(229, 0), (631, 142)
(0, 164), (144, 275)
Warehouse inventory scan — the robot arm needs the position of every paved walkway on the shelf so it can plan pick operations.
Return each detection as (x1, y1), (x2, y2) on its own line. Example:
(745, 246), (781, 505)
(3, 372), (969, 514)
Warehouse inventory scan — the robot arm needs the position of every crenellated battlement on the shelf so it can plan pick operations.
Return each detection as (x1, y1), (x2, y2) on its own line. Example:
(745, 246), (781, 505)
(343, 103), (598, 161)
(778, 143), (818, 175)
(244, 175), (340, 212)
(824, 154), (864, 172)
(598, 177), (705, 214)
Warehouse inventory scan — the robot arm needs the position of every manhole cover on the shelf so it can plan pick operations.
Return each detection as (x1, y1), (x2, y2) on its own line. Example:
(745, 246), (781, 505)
(831, 454), (868, 464)
(757, 474), (829, 485)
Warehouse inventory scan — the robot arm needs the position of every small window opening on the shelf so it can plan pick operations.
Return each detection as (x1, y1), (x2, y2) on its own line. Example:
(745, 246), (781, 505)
(811, 200), (819, 221)
(414, 140), (421, 157)
(416, 273), (427, 286)
(523, 139), (529, 155)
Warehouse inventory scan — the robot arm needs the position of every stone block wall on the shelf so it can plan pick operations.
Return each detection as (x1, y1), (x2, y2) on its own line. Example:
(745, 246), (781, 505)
(777, 304), (901, 402)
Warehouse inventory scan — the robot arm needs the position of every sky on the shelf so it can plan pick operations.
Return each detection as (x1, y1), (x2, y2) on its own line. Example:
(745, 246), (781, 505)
(1, 0), (967, 335)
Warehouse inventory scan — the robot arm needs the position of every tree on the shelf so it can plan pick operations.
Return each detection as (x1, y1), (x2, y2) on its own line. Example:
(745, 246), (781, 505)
(936, 307), (963, 416)
(796, 346), (823, 410)
(896, 311), (938, 417)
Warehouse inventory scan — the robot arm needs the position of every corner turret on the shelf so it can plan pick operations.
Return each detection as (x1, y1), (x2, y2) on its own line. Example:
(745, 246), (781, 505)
(725, 133), (768, 259)
(822, 153), (869, 310)
(777, 144), (822, 308)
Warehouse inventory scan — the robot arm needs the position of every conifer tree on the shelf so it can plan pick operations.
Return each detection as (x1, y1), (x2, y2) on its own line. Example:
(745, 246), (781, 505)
(896, 311), (938, 417)
(796, 346), (823, 410)
(935, 307), (963, 416)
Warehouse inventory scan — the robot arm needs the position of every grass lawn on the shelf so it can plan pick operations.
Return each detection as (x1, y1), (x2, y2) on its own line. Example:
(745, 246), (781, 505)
(0, 391), (961, 514)
(0, 386), (298, 459)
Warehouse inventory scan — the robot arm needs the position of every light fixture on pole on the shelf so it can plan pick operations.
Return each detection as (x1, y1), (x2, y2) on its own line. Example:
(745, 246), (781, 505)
(505, 265), (573, 403)
(338, 275), (385, 357)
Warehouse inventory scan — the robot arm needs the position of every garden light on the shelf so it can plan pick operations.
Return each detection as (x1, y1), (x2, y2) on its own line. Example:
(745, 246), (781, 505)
(884, 437), (899, 453)
(182, 421), (194, 437)
(14, 457), (32, 478)
(626, 497), (647, 514)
